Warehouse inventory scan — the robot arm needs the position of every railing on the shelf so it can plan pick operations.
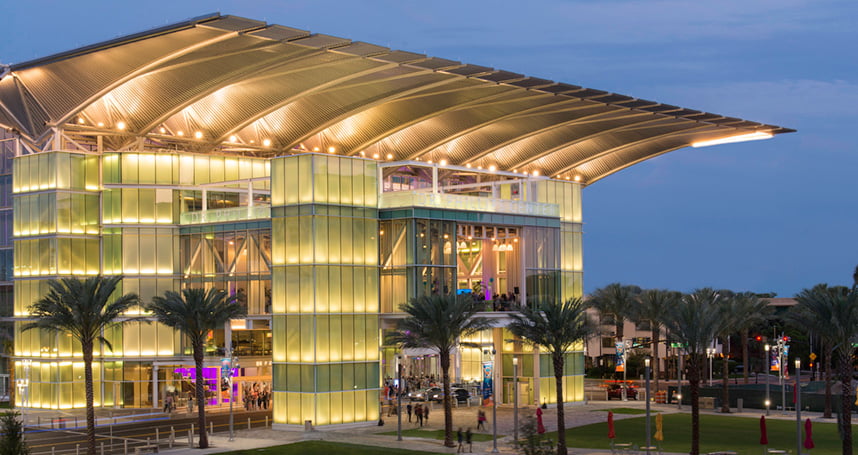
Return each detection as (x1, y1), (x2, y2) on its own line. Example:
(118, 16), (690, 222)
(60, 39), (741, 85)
(179, 205), (271, 225)
(379, 191), (559, 217)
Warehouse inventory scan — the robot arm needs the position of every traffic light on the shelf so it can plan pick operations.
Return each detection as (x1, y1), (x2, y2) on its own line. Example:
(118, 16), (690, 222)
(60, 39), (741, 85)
(754, 335), (762, 342)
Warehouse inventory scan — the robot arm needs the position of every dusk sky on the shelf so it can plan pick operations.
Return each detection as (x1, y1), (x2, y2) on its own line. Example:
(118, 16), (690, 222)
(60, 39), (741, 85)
(2, 1), (855, 297)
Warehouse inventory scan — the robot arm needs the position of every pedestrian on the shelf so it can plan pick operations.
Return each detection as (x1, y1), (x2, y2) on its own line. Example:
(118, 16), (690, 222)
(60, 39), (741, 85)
(163, 394), (173, 413)
(406, 403), (413, 422)
(187, 392), (194, 414)
(457, 427), (464, 453)
(466, 428), (473, 452)
(423, 403), (429, 422)
(477, 410), (486, 430)
(416, 404), (424, 427)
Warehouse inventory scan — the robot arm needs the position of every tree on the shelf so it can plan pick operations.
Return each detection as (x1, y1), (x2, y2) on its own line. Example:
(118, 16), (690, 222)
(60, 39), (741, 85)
(713, 290), (739, 413)
(790, 284), (858, 454)
(148, 288), (245, 449)
(0, 411), (29, 455)
(789, 284), (849, 419)
(661, 288), (725, 455)
(388, 294), (492, 448)
(507, 298), (595, 455)
(23, 277), (139, 455)
(588, 283), (641, 342)
(634, 289), (679, 392)
(732, 293), (772, 384)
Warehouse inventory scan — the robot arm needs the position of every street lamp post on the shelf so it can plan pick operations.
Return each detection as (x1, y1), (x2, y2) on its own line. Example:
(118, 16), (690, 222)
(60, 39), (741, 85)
(795, 359), (801, 455)
(492, 348), (498, 453)
(228, 353), (237, 441)
(764, 344), (771, 416)
(707, 348), (714, 387)
(676, 350), (682, 410)
(622, 340), (628, 401)
(779, 341), (786, 415)
(397, 355), (403, 441)
(645, 358), (652, 455)
(512, 356), (519, 443)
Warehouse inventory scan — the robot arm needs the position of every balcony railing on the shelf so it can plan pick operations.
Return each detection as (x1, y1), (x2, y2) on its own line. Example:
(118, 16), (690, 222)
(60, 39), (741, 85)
(379, 191), (559, 217)
(179, 205), (271, 225)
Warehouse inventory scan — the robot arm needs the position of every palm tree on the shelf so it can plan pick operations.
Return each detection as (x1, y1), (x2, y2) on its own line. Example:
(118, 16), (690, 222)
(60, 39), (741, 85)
(388, 294), (492, 448)
(790, 284), (849, 419)
(148, 288), (245, 449)
(661, 288), (725, 455)
(588, 283), (641, 342)
(634, 289), (678, 393)
(791, 283), (858, 454)
(713, 290), (739, 413)
(507, 297), (595, 455)
(23, 276), (139, 455)
(731, 293), (772, 384)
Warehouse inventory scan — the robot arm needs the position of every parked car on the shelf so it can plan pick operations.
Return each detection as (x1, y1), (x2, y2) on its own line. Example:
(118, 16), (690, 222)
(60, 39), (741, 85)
(606, 383), (637, 400)
(408, 387), (441, 401)
(429, 387), (471, 403)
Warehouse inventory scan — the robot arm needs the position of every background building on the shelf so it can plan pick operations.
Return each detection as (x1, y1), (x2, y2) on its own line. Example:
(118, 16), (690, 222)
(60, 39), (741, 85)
(0, 14), (789, 426)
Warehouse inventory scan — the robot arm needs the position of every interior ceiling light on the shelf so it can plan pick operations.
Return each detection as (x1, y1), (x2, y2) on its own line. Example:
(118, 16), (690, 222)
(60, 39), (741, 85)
(488, 165), (497, 172)
(328, 146), (336, 153)
(262, 139), (272, 147)
(194, 131), (203, 139)
(159, 127), (167, 134)
(177, 131), (184, 137)
(465, 163), (472, 168)
(229, 135), (237, 142)
(77, 118), (85, 125)
(313, 147), (320, 152)
(533, 170), (540, 176)
(116, 121), (126, 131)
(373, 153), (380, 159)
(97, 122), (104, 127)
(692, 131), (773, 148)
(439, 159), (448, 166)
(386, 153), (393, 160)
(574, 175), (582, 182)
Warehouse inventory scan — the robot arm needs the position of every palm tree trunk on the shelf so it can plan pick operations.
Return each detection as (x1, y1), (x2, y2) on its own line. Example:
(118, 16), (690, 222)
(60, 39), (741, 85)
(83, 341), (96, 455)
(741, 329), (750, 384)
(823, 344), (833, 418)
(194, 342), (209, 449)
(688, 354), (701, 455)
(720, 351), (730, 413)
(651, 327), (660, 392)
(440, 352), (455, 448)
(838, 349), (853, 455)
(553, 352), (567, 455)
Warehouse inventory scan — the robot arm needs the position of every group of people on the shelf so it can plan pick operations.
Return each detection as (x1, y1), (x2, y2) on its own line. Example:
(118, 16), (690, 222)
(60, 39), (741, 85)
(404, 403), (430, 426)
(456, 427), (474, 453)
(243, 383), (271, 410)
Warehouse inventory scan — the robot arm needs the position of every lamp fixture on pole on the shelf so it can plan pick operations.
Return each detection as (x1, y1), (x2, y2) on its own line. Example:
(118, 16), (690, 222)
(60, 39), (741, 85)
(513, 356), (519, 443)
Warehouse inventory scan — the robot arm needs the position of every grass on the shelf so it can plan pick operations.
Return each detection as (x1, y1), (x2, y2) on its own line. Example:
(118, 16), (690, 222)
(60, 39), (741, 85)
(221, 441), (445, 455)
(379, 428), (499, 441)
(563, 413), (843, 455)
(591, 407), (648, 415)
(0, 402), (10, 409)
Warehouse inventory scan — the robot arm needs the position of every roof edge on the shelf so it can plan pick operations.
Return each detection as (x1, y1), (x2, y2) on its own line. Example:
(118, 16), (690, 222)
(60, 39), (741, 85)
(10, 12), (223, 71)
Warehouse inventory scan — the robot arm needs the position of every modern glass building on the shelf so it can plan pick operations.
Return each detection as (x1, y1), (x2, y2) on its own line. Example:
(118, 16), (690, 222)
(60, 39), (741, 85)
(0, 13), (791, 426)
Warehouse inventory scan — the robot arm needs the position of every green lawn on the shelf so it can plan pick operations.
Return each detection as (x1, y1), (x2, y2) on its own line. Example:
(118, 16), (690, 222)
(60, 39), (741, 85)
(219, 441), (445, 455)
(564, 413), (842, 455)
(591, 407), (648, 415)
(379, 428), (499, 441)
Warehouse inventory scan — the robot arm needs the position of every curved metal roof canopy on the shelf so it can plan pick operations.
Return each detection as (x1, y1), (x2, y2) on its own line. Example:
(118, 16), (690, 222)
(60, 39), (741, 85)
(0, 13), (793, 184)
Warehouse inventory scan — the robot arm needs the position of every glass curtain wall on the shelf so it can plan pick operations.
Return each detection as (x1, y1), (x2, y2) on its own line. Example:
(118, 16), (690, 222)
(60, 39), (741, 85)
(270, 154), (380, 427)
(379, 218), (456, 314)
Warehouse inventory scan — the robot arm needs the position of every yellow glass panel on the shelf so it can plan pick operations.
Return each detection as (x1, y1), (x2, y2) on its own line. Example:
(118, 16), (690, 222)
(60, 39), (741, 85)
(316, 316), (329, 362)
(329, 392), (342, 424)
(284, 217), (299, 264)
(285, 268), (300, 313)
(298, 155), (312, 204)
(328, 316), (341, 362)
(272, 316), (286, 362)
(316, 393), (330, 425)
(313, 155), (328, 204)
(351, 159), (364, 207)
(273, 391), (287, 423)
(299, 266), (313, 313)
(271, 159), (284, 206)
(352, 268), (365, 313)
(314, 217), (328, 263)
(272, 268), (286, 313)
(315, 266), (329, 313)
(326, 157), (340, 205)
(342, 391), (354, 423)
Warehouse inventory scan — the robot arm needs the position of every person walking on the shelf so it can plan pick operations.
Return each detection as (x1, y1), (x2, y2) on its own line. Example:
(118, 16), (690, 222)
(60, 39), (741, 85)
(406, 403), (413, 423)
(466, 428), (473, 452)
(457, 428), (464, 453)
(477, 410), (486, 430)
(415, 404), (424, 427)
(187, 391), (194, 414)
(423, 403), (429, 422)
